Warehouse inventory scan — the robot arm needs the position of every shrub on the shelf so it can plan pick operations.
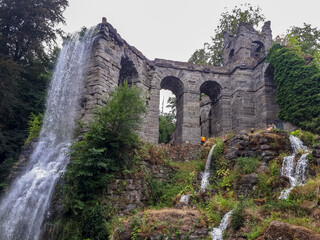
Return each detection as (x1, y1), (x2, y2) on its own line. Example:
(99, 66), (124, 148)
(231, 201), (244, 230)
(237, 157), (259, 174)
(25, 113), (43, 143)
(61, 83), (146, 239)
(213, 138), (224, 160)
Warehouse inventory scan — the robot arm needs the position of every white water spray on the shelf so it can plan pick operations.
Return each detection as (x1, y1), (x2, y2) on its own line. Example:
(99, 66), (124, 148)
(179, 144), (216, 204)
(210, 210), (233, 240)
(279, 135), (309, 200)
(0, 28), (95, 240)
(200, 144), (216, 191)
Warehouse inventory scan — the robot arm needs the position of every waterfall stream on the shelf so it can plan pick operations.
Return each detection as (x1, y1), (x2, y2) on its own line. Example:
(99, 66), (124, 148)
(209, 210), (233, 240)
(179, 144), (216, 204)
(279, 135), (309, 200)
(200, 144), (216, 191)
(0, 28), (95, 240)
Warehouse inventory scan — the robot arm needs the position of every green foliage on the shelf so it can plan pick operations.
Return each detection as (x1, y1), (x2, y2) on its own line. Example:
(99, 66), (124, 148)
(267, 44), (320, 134)
(158, 113), (176, 143)
(231, 200), (245, 230)
(199, 192), (236, 226)
(148, 178), (180, 207)
(0, 0), (64, 189)
(213, 138), (224, 160)
(26, 113), (43, 143)
(237, 157), (260, 174)
(0, 0), (68, 61)
(61, 83), (146, 239)
(189, 3), (265, 66)
(285, 23), (320, 65)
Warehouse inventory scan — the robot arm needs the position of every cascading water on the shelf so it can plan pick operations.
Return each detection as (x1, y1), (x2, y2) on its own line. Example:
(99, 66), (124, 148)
(0, 28), (95, 240)
(200, 144), (216, 191)
(209, 210), (233, 240)
(179, 144), (216, 204)
(279, 135), (309, 200)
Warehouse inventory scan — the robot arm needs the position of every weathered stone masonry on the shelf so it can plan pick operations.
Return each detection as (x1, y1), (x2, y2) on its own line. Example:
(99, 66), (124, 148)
(80, 19), (280, 144)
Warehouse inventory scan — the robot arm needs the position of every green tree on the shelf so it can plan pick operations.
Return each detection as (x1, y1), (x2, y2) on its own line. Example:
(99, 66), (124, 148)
(281, 23), (320, 66)
(189, 3), (265, 66)
(159, 113), (176, 143)
(0, 0), (68, 191)
(0, 0), (68, 61)
(61, 83), (146, 239)
(286, 23), (320, 56)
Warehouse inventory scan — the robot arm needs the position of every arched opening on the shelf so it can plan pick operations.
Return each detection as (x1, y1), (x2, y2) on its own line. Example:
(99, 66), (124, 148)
(159, 76), (184, 143)
(118, 57), (138, 86)
(199, 81), (222, 138)
(251, 41), (265, 58)
(229, 49), (235, 61)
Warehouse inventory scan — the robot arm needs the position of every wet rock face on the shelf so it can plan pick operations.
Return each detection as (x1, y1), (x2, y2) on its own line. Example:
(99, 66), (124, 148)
(264, 221), (320, 240)
(8, 139), (38, 182)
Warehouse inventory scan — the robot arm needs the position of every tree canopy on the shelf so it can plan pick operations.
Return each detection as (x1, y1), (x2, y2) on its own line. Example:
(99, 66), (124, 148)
(189, 3), (265, 66)
(0, 0), (68, 62)
(0, 0), (68, 191)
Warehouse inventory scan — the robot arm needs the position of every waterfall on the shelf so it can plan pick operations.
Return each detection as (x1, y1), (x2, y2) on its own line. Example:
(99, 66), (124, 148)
(200, 144), (216, 191)
(279, 135), (309, 200)
(0, 28), (95, 240)
(209, 210), (233, 240)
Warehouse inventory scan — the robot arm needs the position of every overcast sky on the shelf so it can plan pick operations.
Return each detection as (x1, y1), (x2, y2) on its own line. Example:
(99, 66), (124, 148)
(61, 0), (320, 62)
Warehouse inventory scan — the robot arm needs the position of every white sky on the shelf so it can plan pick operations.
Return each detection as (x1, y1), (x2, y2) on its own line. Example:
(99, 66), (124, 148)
(60, 0), (320, 112)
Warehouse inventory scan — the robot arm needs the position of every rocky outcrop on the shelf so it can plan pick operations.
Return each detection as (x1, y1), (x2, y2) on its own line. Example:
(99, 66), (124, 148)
(237, 173), (258, 197)
(225, 131), (290, 162)
(264, 221), (320, 240)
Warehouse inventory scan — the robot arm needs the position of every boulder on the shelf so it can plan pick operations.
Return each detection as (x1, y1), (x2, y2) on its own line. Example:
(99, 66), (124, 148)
(264, 221), (320, 240)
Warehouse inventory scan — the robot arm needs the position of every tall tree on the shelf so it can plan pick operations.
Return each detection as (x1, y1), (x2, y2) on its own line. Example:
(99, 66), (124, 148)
(276, 23), (320, 66)
(0, 0), (68, 191)
(0, 0), (68, 62)
(189, 3), (265, 66)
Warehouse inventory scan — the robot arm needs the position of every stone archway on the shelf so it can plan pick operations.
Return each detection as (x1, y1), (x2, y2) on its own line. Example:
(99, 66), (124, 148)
(200, 81), (223, 138)
(160, 76), (184, 143)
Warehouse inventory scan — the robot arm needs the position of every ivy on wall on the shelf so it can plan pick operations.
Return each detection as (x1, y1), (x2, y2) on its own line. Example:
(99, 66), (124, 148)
(266, 44), (320, 133)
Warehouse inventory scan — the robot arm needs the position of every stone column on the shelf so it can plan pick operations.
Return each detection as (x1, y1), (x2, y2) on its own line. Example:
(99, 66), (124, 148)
(181, 90), (201, 144)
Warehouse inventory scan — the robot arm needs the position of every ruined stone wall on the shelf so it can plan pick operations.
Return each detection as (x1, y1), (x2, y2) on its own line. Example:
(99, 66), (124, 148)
(80, 20), (280, 144)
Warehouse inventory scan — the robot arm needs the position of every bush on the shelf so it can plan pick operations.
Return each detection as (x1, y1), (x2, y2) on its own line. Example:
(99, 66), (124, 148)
(61, 83), (146, 239)
(231, 201), (244, 230)
(158, 113), (176, 143)
(25, 113), (43, 143)
(237, 157), (259, 174)
(213, 138), (224, 160)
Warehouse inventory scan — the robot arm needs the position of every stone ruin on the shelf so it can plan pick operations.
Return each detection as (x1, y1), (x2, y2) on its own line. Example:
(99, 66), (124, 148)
(80, 18), (280, 144)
